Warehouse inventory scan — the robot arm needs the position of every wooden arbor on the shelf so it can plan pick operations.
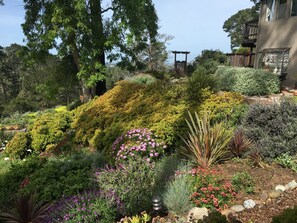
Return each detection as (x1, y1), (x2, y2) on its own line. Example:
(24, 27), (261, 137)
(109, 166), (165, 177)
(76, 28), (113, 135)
(172, 51), (190, 75)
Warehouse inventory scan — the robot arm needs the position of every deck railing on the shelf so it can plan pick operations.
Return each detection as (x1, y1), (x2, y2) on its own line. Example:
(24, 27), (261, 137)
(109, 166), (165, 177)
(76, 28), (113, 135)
(242, 20), (258, 47)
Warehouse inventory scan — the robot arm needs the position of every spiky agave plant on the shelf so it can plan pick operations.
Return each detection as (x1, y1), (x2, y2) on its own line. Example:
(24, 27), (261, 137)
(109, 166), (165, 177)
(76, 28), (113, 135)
(181, 112), (233, 169)
(0, 193), (50, 223)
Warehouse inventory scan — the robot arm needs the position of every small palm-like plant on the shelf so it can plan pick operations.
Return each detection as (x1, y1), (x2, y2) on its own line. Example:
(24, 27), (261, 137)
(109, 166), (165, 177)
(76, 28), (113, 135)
(229, 129), (253, 158)
(181, 112), (233, 169)
(0, 193), (50, 223)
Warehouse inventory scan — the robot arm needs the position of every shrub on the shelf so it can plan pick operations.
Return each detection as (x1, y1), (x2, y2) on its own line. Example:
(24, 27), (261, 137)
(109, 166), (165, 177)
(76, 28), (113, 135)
(105, 66), (133, 90)
(5, 132), (32, 159)
(215, 67), (280, 96)
(0, 153), (105, 205)
(95, 157), (157, 216)
(275, 153), (297, 172)
(112, 128), (166, 165)
(162, 164), (193, 216)
(242, 100), (297, 160)
(127, 73), (157, 85)
(30, 111), (72, 152)
(199, 92), (247, 126)
(231, 171), (255, 194)
(197, 211), (229, 223)
(187, 67), (217, 102)
(189, 168), (236, 210)
(272, 205), (297, 223)
(180, 112), (233, 169)
(46, 190), (118, 223)
(0, 157), (46, 205)
(72, 81), (192, 155)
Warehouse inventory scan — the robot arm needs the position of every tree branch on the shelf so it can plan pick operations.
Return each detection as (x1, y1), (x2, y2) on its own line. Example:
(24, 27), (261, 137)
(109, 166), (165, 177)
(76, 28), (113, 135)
(101, 6), (114, 14)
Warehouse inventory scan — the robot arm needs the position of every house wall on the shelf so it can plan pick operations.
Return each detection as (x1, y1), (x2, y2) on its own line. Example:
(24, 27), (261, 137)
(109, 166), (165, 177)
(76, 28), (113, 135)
(256, 0), (297, 88)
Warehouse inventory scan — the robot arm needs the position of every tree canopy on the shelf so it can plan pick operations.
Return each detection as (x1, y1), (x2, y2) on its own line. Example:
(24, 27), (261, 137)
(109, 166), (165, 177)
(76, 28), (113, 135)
(223, 0), (260, 50)
(22, 0), (159, 101)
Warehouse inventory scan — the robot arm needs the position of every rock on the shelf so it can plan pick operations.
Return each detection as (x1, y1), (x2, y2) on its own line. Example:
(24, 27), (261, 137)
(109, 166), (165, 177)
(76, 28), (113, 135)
(259, 192), (268, 201)
(243, 199), (256, 209)
(187, 207), (208, 222)
(287, 180), (297, 190)
(230, 205), (245, 212)
(221, 209), (236, 217)
(275, 185), (286, 192)
(268, 190), (282, 199)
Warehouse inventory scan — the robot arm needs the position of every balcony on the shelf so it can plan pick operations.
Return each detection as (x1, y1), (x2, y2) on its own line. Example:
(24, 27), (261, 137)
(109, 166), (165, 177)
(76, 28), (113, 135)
(242, 20), (258, 48)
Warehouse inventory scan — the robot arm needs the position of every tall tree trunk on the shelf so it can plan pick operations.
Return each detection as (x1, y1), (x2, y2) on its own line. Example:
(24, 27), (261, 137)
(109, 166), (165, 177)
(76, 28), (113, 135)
(90, 0), (106, 97)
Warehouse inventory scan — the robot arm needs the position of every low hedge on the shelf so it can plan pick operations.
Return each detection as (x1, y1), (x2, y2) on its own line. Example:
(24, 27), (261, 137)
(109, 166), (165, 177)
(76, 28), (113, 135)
(215, 66), (280, 96)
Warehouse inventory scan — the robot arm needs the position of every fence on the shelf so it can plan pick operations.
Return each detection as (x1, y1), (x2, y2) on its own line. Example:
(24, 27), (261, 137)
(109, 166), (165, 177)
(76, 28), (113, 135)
(226, 53), (255, 68)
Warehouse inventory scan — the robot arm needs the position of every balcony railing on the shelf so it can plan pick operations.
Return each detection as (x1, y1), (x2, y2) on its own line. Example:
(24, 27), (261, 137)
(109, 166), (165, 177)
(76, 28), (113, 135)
(242, 20), (258, 48)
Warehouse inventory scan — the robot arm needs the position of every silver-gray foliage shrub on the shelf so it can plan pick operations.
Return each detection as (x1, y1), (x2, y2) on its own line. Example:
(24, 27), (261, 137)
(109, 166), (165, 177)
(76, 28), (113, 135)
(215, 67), (280, 96)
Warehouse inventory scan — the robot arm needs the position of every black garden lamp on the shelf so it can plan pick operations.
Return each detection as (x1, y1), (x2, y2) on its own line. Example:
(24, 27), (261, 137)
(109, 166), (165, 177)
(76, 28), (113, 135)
(152, 195), (162, 215)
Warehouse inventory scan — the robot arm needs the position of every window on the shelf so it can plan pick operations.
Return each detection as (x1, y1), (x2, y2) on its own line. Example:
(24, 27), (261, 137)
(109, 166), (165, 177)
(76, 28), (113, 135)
(277, 0), (287, 19)
(259, 48), (290, 79)
(291, 0), (297, 16)
(266, 0), (276, 21)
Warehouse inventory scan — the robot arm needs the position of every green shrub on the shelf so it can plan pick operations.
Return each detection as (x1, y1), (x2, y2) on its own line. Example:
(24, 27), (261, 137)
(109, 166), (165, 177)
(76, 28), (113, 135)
(72, 81), (193, 156)
(30, 111), (72, 152)
(275, 153), (297, 172)
(215, 66), (237, 92)
(197, 211), (229, 223)
(5, 132), (32, 159)
(199, 91), (247, 126)
(162, 163), (193, 216)
(106, 66), (133, 90)
(187, 67), (217, 102)
(127, 73), (157, 85)
(242, 100), (297, 160)
(0, 153), (105, 205)
(0, 157), (46, 205)
(47, 191), (118, 223)
(95, 157), (157, 216)
(272, 205), (297, 223)
(231, 171), (255, 194)
(215, 67), (280, 96)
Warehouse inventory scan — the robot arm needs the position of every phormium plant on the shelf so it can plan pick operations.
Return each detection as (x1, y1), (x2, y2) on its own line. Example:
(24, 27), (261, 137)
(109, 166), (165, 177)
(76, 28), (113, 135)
(181, 112), (233, 169)
(229, 129), (253, 158)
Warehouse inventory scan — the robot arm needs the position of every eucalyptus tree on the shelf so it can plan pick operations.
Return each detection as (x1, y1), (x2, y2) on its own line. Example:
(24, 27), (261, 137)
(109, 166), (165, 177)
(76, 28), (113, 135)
(22, 0), (158, 101)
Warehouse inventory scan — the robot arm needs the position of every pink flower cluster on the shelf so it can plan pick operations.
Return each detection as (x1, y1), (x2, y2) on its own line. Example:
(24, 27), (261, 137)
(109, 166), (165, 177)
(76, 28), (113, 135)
(112, 128), (166, 164)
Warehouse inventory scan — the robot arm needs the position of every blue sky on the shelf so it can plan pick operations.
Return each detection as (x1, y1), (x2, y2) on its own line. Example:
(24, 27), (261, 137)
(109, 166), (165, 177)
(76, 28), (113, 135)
(0, 0), (254, 62)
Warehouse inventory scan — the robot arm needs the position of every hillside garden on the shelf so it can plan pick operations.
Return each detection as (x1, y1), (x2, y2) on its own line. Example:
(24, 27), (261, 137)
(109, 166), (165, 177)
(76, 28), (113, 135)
(0, 66), (297, 223)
